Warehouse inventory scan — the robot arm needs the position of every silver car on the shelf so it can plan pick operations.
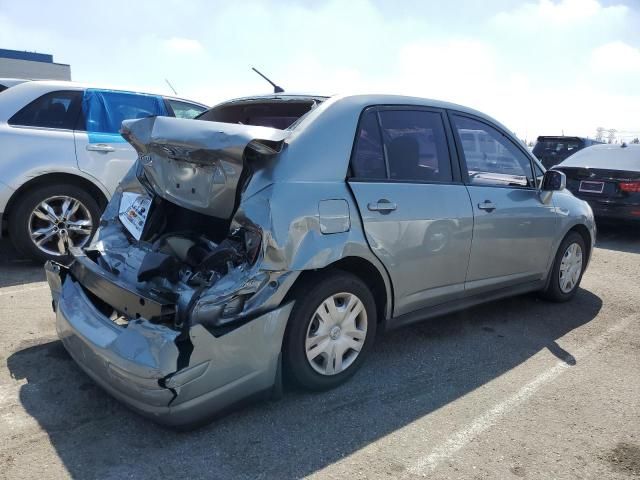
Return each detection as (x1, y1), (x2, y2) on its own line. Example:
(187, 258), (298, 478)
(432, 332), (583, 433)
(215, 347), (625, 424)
(0, 80), (207, 262)
(46, 93), (595, 428)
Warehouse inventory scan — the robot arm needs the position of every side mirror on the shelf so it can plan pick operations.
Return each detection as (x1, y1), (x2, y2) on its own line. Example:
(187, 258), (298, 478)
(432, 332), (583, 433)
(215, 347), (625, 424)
(541, 170), (566, 191)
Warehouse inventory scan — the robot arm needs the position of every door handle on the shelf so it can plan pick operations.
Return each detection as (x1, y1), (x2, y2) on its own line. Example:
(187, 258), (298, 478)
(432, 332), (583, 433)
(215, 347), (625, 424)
(368, 199), (397, 214)
(86, 143), (115, 153)
(477, 200), (496, 212)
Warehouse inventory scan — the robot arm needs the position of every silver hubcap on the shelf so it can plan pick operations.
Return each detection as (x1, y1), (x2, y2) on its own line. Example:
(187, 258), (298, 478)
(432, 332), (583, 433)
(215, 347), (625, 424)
(28, 195), (93, 256)
(305, 292), (368, 376)
(559, 242), (583, 293)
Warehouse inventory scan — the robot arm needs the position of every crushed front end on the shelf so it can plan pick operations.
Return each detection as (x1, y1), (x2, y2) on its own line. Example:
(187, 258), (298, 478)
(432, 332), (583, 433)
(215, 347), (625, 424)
(46, 116), (296, 427)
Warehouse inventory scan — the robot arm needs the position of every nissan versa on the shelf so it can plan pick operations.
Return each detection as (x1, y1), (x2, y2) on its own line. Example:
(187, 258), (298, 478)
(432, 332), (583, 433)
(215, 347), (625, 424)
(45, 94), (596, 428)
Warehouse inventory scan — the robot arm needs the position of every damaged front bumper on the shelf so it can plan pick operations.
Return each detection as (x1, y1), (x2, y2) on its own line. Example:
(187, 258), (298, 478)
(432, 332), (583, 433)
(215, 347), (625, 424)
(46, 259), (292, 428)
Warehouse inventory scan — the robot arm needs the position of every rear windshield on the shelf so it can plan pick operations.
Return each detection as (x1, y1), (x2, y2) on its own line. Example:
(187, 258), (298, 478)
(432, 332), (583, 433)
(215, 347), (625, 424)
(198, 99), (320, 130)
(533, 138), (583, 156)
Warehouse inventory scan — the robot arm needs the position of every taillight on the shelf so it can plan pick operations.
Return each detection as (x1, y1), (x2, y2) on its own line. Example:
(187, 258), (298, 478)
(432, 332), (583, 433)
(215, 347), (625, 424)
(619, 181), (640, 193)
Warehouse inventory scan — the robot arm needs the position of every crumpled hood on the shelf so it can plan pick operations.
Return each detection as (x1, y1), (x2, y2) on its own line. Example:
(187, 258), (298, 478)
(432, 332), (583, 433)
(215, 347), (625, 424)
(121, 116), (288, 219)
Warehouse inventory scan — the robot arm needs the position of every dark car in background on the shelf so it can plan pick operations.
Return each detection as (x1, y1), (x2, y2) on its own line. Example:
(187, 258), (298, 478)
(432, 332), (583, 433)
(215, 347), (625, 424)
(533, 136), (603, 169)
(553, 143), (640, 223)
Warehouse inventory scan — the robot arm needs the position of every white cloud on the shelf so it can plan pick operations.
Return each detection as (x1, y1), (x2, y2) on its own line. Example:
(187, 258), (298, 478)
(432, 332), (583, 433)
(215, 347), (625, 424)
(163, 37), (204, 54)
(492, 0), (627, 29)
(590, 41), (640, 74)
(0, 0), (638, 141)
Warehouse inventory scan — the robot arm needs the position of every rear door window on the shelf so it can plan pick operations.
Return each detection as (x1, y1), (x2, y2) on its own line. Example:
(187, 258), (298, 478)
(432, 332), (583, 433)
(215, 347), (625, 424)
(351, 108), (454, 183)
(452, 115), (535, 188)
(379, 110), (453, 183)
(81, 89), (168, 135)
(9, 90), (83, 130)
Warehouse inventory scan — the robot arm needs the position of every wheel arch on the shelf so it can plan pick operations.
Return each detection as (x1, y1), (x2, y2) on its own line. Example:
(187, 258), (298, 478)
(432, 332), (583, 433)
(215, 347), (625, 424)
(2, 172), (109, 234)
(567, 223), (592, 267)
(543, 222), (593, 292)
(285, 255), (393, 328)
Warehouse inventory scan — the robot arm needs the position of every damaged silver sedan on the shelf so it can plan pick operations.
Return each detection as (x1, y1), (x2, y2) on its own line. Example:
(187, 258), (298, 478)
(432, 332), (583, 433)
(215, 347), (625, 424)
(46, 94), (595, 427)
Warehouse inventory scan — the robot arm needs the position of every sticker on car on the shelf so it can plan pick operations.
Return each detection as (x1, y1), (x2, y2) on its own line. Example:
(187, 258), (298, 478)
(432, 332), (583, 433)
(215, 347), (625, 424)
(118, 192), (152, 240)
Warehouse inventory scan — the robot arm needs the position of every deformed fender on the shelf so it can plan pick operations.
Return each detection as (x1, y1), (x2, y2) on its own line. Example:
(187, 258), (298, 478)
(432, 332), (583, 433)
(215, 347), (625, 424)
(546, 190), (597, 275)
(233, 181), (394, 319)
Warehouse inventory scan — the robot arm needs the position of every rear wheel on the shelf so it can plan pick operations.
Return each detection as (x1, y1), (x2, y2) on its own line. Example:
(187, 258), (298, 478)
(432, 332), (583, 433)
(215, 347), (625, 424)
(541, 231), (586, 302)
(8, 183), (101, 263)
(283, 271), (377, 390)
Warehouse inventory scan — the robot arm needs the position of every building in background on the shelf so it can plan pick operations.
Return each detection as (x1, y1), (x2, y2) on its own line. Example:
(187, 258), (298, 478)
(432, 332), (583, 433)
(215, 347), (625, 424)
(0, 48), (71, 80)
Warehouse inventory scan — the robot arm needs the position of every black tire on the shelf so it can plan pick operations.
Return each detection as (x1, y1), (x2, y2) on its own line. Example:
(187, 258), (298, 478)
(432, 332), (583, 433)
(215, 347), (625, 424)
(283, 270), (377, 391)
(540, 231), (586, 302)
(8, 183), (102, 263)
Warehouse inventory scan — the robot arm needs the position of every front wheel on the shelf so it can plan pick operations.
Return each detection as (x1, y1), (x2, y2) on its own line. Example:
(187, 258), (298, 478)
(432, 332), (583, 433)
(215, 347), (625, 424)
(540, 231), (586, 302)
(283, 271), (377, 391)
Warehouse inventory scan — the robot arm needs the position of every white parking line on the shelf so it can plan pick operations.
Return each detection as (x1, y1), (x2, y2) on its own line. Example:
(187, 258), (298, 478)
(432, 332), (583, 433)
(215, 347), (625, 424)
(0, 284), (48, 297)
(408, 313), (637, 477)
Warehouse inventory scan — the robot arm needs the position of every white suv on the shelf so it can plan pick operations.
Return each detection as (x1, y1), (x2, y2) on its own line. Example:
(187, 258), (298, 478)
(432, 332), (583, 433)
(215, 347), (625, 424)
(0, 81), (207, 262)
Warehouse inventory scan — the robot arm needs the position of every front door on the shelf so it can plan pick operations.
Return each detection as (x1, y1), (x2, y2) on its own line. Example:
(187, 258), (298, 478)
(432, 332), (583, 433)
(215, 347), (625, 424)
(348, 107), (473, 317)
(450, 113), (558, 294)
(75, 89), (169, 195)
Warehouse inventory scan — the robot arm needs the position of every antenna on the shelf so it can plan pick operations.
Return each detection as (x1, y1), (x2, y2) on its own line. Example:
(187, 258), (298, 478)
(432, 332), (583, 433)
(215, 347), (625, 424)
(165, 78), (178, 95)
(251, 67), (284, 93)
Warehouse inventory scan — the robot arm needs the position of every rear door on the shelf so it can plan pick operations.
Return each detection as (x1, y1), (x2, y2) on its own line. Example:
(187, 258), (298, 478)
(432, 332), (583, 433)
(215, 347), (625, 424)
(450, 113), (558, 294)
(348, 106), (473, 317)
(5, 90), (82, 188)
(74, 89), (169, 195)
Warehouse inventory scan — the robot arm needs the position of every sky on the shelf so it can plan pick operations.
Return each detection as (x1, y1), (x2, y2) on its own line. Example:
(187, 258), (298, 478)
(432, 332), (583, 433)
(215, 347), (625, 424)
(1, 0), (639, 142)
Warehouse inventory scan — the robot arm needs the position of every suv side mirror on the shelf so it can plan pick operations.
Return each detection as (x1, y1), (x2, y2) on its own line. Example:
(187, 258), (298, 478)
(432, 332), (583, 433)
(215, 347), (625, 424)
(541, 170), (566, 191)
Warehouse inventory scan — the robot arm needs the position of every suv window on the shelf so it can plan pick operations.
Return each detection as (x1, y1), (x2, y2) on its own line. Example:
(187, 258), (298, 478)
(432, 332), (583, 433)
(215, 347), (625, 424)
(82, 89), (168, 134)
(380, 110), (452, 182)
(9, 90), (83, 130)
(452, 115), (534, 188)
(167, 99), (206, 119)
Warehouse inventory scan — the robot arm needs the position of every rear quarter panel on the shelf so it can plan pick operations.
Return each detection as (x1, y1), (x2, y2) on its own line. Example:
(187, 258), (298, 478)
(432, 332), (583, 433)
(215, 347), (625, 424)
(235, 180), (394, 319)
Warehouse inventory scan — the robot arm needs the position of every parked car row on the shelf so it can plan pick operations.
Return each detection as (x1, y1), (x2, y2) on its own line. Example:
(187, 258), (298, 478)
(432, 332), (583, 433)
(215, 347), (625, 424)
(533, 135), (603, 169)
(0, 80), (207, 262)
(41, 92), (595, 427)
(552, 143), (640, 223)
(532, 135), (639, 223)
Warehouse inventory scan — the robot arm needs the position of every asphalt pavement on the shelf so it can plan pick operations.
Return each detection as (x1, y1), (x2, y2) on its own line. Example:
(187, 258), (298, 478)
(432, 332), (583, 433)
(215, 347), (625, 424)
(0, 225), (638, 479)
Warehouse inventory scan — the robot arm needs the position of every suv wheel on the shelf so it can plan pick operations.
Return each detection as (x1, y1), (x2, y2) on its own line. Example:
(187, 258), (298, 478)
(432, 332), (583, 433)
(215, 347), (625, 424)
(8, 183), (101, 263)
(541, 231), (586, 302)
(284, 271), (377, 390)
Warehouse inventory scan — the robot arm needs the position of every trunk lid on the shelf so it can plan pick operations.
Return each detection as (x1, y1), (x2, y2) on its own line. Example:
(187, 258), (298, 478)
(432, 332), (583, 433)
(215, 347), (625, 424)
(121, 116), (288, 220)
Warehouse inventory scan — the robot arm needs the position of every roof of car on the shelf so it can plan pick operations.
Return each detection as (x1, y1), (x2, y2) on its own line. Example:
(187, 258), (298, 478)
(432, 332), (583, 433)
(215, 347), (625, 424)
(0, 80), (207, 106)
(214, 92), (514, 133)
(0, 78), (30, 88)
